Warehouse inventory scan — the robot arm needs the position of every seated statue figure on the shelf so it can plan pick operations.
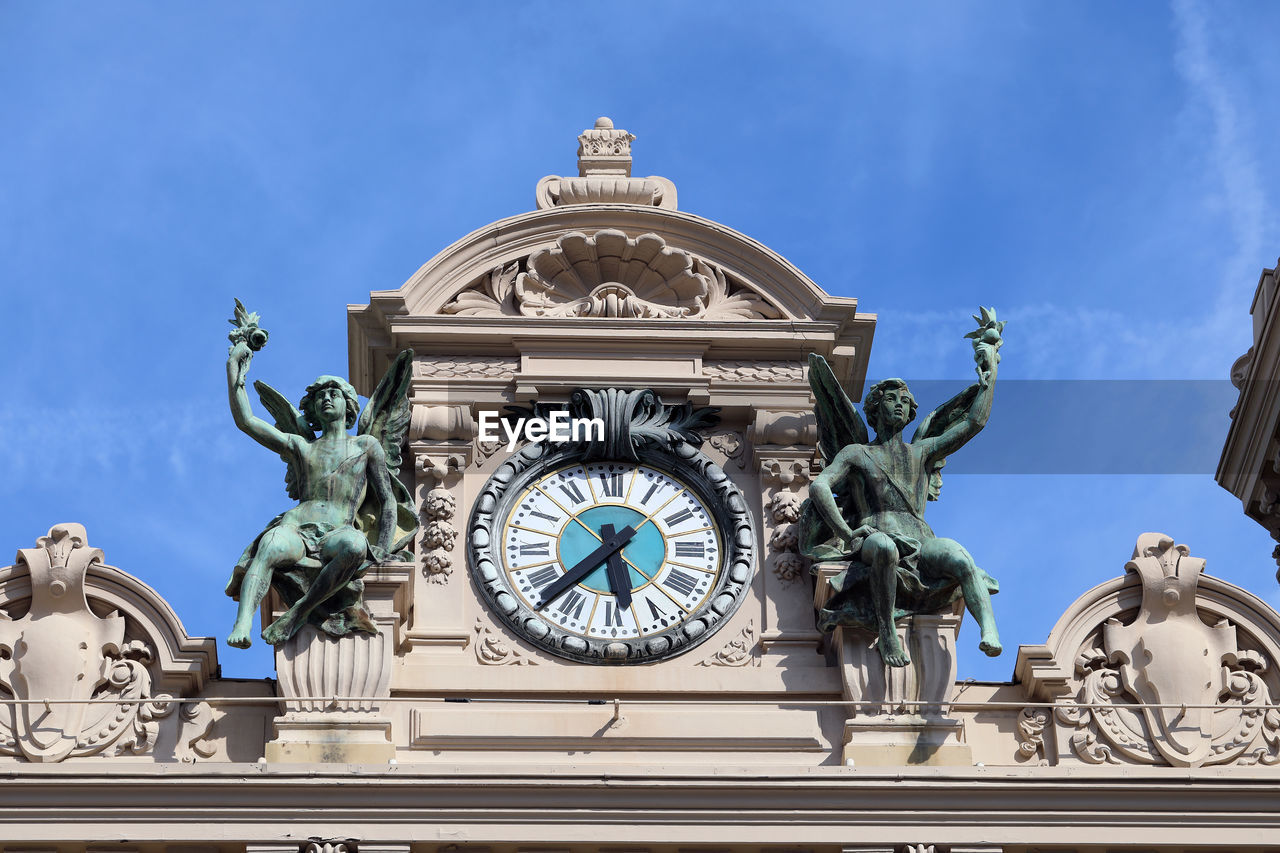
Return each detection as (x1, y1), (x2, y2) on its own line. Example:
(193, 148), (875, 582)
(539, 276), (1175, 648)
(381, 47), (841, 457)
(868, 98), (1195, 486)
(223, 303), (416, 649)
(799, 308), (1005, 667)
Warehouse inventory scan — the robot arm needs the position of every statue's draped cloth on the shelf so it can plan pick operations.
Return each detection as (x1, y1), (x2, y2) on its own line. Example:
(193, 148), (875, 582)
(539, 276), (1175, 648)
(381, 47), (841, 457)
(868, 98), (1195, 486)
(226, 517), (377, 637)
(800, 445), (998, 632)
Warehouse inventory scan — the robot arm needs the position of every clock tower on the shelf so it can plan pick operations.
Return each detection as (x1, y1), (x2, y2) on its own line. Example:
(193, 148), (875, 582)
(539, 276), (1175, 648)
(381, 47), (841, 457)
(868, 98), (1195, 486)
(346, 117), (873, 758)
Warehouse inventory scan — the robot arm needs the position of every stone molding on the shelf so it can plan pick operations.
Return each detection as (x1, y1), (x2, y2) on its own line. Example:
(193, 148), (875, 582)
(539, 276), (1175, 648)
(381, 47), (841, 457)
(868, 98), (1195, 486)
(414, 357), (518, 380)
(0, 524), (217, 763)
(1014, 532), (1280, 767)
(1218, 259), (1280, 562)
(4, 764), (1280, 848)
(703, 360), (804, 383)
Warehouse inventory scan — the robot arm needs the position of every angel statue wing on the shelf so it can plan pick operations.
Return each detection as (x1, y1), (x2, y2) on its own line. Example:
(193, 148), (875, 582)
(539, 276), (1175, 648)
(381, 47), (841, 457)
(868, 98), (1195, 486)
(252, 380), (315, 500)
(356, 349), (418, 556)
(911, 382), (979, 501)
(808, 353), (869, 463)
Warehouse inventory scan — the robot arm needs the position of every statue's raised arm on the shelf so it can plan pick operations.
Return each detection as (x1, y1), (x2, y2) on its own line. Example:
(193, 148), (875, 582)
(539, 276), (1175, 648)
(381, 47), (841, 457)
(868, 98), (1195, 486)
(225, 300), (301, 458)
(799, 308), (1005, 668)
(222, 300), (418, 650)
(913, 307), (1005, 467)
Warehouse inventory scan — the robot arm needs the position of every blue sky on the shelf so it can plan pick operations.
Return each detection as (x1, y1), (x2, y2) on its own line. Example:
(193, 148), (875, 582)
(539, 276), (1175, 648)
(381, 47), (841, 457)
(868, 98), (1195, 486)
(3, 2), (1279, 680)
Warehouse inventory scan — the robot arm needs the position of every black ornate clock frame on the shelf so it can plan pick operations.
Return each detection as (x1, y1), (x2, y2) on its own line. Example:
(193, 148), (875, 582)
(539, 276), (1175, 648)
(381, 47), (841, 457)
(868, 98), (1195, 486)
(467, 388), (756, 664)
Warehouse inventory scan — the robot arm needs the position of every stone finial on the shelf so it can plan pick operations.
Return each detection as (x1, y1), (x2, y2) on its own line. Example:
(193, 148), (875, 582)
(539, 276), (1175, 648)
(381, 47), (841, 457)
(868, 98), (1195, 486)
(535, 117), (678, 210)
(577, 116), (635, 177)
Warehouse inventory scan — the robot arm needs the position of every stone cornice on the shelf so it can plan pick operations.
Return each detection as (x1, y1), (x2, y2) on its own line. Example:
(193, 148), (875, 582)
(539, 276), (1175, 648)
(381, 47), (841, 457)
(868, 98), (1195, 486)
(0, 765), (1277, 846)
(1218, 261), (1280, 538)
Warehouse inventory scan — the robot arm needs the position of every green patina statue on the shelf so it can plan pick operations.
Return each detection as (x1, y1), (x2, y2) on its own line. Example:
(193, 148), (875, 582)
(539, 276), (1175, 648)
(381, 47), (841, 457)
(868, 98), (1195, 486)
(223, 300), (417, 649)
(800, 308), (1006, 668)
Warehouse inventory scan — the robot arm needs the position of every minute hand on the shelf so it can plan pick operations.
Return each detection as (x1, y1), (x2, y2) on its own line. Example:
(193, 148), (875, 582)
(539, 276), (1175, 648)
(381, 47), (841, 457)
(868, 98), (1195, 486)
(535, 525), (638, 610)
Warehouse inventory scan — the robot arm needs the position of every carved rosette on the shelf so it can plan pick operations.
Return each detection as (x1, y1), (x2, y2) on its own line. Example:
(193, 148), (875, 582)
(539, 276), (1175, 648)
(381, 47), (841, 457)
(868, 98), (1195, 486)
(440, 231), (783, 320)
(421, 486), (458, 585)
(0, 524), (216, 763)
(760, 460), (813, 586)
(768, 492), (805, 585)
(416, 450), (467, 585)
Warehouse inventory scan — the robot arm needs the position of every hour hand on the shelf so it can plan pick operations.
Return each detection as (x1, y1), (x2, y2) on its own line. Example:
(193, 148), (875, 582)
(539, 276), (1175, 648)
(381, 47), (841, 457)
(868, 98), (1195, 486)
(599, 523), (633, 610)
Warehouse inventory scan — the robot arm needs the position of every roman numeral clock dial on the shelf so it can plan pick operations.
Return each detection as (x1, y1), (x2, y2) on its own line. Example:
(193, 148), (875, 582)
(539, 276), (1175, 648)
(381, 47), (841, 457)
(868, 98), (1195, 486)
(469, 437), (755, 664)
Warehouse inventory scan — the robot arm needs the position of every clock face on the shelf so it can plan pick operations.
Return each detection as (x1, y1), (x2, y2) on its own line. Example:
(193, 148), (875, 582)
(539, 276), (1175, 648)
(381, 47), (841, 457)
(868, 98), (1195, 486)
(469, 443), (754, 664)
(502, 462), (722, 642)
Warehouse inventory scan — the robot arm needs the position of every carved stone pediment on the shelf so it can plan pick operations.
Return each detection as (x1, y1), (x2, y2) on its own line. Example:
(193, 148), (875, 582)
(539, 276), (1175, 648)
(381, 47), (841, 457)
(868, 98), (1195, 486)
(1015, 532), (1280, 767)
(0, 524), (218, 763)
(441, 229), (783, 320)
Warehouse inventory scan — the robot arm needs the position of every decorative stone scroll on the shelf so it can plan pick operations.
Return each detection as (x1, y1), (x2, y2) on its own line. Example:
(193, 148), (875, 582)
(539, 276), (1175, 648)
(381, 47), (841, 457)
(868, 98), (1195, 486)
(1015, 532), (1280, 767)
(473, 618), (537, 666)
(440, 231), (783, 320)
(695, 620), (757, 667)
(0, 524), (217, 763)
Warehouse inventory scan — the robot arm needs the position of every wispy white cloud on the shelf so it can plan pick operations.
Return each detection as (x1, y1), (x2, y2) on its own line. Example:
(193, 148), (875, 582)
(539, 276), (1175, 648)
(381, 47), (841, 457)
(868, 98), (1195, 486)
(1171, 0), (1276, 368)
(0, 401), (239, 482)
(866, 4), (1276, 385)
(1172, 0), (1270, 299)
(868, 303), (1200, 380)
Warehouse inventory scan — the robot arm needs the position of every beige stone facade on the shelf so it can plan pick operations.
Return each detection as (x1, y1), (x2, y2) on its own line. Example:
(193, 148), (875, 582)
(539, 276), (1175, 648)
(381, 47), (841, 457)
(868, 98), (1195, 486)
(3, 120), (1279, 852)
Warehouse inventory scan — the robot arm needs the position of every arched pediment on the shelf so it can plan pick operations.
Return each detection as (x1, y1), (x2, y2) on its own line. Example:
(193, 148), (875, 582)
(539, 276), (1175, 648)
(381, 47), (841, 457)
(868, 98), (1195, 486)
(1014, 533), (1280, 767)
(389, 205), (852, 323)
(0, 525), (218, 697)
(0, 524), (218, 762)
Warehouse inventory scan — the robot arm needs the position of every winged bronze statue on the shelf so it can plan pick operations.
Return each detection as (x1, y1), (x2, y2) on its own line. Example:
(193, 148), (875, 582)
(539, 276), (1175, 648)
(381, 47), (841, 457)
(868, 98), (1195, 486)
(223, 301), (417, 648)
(799, 308), (1005, 667)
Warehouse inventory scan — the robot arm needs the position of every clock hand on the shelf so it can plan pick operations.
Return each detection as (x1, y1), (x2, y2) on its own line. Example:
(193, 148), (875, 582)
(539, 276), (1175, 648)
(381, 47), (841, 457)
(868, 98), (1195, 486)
(535, 524), (638, 610)
(599, 523), (633, 610)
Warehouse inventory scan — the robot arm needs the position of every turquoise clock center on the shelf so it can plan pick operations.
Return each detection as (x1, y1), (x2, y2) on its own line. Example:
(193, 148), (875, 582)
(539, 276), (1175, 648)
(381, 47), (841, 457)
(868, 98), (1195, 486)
(558, 505), (664, 594)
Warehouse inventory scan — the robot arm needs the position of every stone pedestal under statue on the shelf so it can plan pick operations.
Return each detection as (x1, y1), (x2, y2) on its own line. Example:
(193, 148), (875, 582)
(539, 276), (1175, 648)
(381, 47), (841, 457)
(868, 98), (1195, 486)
(264, 563), (411, 763)
(815, 563), (973, 767)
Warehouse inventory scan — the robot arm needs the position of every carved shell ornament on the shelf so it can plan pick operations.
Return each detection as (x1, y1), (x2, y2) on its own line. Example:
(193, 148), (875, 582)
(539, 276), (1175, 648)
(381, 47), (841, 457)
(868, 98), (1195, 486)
(518, 230), (704, 318)
(441, 229), (783, 320)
